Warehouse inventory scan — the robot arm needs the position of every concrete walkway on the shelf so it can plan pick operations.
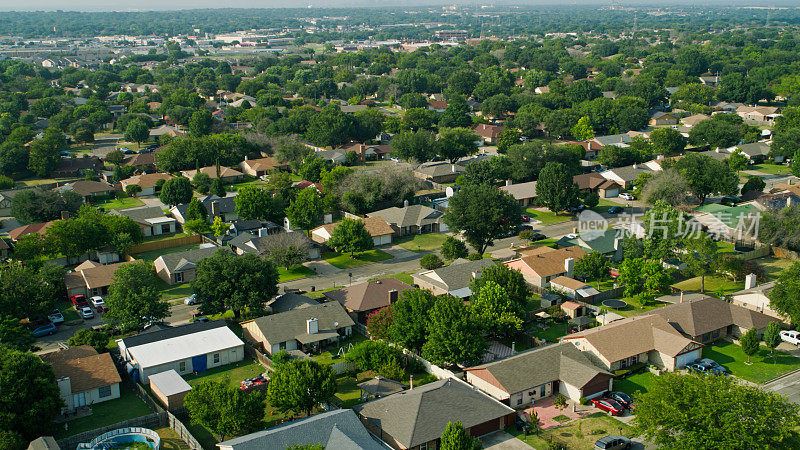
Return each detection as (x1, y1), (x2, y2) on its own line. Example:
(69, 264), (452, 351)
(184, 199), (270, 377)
(479, 430), (533, 449)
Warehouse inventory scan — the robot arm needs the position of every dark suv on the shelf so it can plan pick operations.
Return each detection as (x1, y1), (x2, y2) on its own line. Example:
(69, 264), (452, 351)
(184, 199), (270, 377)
(594, 435), (631, 450)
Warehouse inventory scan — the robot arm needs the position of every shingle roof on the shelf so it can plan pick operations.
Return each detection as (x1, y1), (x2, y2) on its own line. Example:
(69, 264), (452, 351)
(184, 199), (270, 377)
(366, 205), (443, 229)
(155, 246), (224, 272)
(240, 156), (288, 173)
(550, 276), (589, 291)
(513, 246), (586, 278)
(125, 323), (244, 369)
(62, 180), (113, 197)
(7, 221), (56, 241)
(218, 409), (383, 450)
(243, 302), (355, 346)
(120, 172), (173, 189)
(323, 278), (414, 313)
(735, 142), (771, 157)
(415, 161), (464, 178)
(112, 205), (172, 225)
(181, 165), (243, 180)
(358, 376), (408, 397)
(230, 231), (317, 257)
(120, 319), (228, 349)
(73, 261), (131, 289)
(173, 194), (236, 220)
(466, 342), (610, 397)
(647, 296), (778, 338)
(41, 346), (121, 394)
(413, 258), (496, 293)
(312, 216), (395, 239)
(500, 181), (537, 200)
(265, 293), (318, 314)
(353, 378), (514, 449)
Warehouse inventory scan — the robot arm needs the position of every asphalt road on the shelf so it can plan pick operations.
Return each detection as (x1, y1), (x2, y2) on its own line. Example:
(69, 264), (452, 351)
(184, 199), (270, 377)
(765, 368), (800, 404)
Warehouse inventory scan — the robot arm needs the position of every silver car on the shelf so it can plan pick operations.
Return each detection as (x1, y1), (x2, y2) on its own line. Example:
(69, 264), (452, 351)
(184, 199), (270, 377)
(78, 306), (94, 319)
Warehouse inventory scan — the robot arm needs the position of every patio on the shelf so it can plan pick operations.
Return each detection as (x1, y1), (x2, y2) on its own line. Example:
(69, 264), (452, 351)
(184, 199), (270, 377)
(523, 396), (593, 429)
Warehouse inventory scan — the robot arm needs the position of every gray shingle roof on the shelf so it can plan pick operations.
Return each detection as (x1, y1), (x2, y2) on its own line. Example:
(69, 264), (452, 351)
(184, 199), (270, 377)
(366, 205), (443, 229)
(647, 295), (778, 338)
(500, 181), (537, 200)
(111, 205), (170, 224)
(173, 194), (236, 219)
(218, 409), (383, 450)
(353, 378), (514, 449)
(245, 302), (355, 345)
(155, 246), (224, 272)
(413, 258), (496, 292)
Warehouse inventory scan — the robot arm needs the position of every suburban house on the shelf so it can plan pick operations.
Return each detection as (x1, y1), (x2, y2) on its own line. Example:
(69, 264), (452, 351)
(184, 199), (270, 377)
(323, 278), (414, 324)
(153, 246), (224, 285)
(699, 75), (721, 86)
(171, 194), (238, 224)
(241, 302), (355, 355)
(181, 165), (244, 183)
(41, 346), (122, 413)
(117, 320), (245, 382)
(227, 219), (282, 237)
(558, 229), (624, 260)
(56, 180), (115, 202)
(573, 173), (622, 198)
(412, 258), (496, 299)
(562, 315), (703, 372)
(353, 377), (516, 450)
(649, 112), (679, 126)
(736, 105), (782, 125)
(680, 114), (710, 128)
(729, 281), (784, 321)
(730, 141), (772, 163)
(238, 156), (290, 177)
(111, 206), (176, 237)
(0, 190), (16, 216)
(366, 205), (446, 236)
(265, 293), (319, 314)
(500, 181), (537, 207)
(504, 246), (587, 291)
(311, 216), (395, 247)
(228, 231), (320, 260)
(358, 376), (408, 400)
(413, 161), (465, 184)
(217, 409), (385, 450)
(120, 172), (174, 196)
(64, 260), (132, 297)
(338, 142), (392, 162)
(7, 220), (57, 242)
(465, 342), (612, 406)
(123, 151), (156, 171)
(428, 99), (448, 113)
(52, 156), (104, 177)
(315, 149), (347, 164)
(647, 295), (779, 343)
(473, 123), (503, 145)
(599, 164), (653, 189)
(549, 276), (600, 302)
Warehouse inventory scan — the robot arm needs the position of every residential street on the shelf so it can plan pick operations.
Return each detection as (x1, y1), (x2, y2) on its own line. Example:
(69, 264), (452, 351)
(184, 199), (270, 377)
(765, 369), (800, 404)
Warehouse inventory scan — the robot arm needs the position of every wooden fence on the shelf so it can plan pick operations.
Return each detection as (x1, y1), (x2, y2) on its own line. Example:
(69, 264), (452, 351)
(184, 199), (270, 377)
(740, 245), (771, 261)
(773, 246), (800, 261)
(244, 342), (274, 371)
(128, 233), (202, 255)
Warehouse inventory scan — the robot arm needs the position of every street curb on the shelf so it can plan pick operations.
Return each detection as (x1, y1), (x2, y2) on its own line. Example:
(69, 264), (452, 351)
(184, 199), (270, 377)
(762, 367), (800, 386)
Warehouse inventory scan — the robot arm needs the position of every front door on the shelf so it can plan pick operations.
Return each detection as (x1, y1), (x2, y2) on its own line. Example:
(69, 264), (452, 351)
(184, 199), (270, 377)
(73, 392), (86, 408)
(192, 354), (207, 373)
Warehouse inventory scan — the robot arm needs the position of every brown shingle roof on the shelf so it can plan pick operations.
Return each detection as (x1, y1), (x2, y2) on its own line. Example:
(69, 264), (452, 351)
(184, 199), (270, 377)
(41, 346), (121, 394)
(241, 157), (289, 173)
(121, 172), (173, 189)
(551, 276), (589, 291)
(514, 246), (586, 278)
(647, 296), (778, 338)
(323, 278), (414, 313)
(8, 221), (56, 241)
(181, 165), (243, 180)
(313, 217), (395, 240)
(63, 180), (113, 197)
(76, 261), (131, 289)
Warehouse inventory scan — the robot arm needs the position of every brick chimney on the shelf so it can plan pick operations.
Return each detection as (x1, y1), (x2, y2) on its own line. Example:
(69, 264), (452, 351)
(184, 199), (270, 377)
(211, 201), (219, 217)
(388, 289), (399, 304)
(564, 257), (575, 276)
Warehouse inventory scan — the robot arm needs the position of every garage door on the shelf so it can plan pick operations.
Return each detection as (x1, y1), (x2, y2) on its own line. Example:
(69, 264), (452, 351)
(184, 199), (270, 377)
(582, 374), (612, 398)
(469, 418), (502, 437)
(676, 349), (701, 368)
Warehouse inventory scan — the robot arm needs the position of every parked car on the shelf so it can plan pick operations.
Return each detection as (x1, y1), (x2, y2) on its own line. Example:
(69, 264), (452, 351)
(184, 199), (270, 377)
(780, 330), (800, 347)
(607, 391), (633, 409)
(528, 232), (547, 241)
(78, 306), (94, 319)
(594, 435), (631, 450)
(48, 309), (64, 324)
(686, 361), (717, 375)
(32, 322), (57, 337)
(518, 224), (533, 232)
(607, 206), (624, 215)
(70, 294), (89, 307)
(619, 193), (635, 201)
(184, 294), (198, 305)
(697, 358), (728, 374)
(720, 196), (742, 206)
(590, 398), (624, 416)
(90, 296), (107, 312)
(195, 317), (209, 323)
(570, 204), (586, 214)
(565, 233), (579, 239)
(122, 149), (136, 155)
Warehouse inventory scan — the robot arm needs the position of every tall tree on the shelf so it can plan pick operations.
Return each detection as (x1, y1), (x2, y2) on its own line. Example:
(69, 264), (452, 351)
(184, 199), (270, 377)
(326, 218), (373, 256)
(469, 263), (529, 313)
(189, 109), (213, 137)
(727, 148), (748, 174)
(286, 187), (323, 234)
(124, 118), (150, 148)
(193, 250), (279, 318)
(234, 185), (282, 223)
(768, 262), (800, 324)
(683, 235), (719, 294)
(573, 250), (609, 289)
(649, 127), (686, 156)
(105, 260), (169, 332)
(470, 281), (523, 337)
(437, 127), (479, 164)
(184, 379), (264, 441)
(389, 289), (436, 353)
(443, 184), (522, 255)
(440, 236), (469, 260)
(266, 359), (336, 416)
(390, 129), (438, 163)
(28, 128), (66, 177)
(422, 295), (487, 367)
(440, 421), (483, 450)
(536, 162), (579, 213)
(0, 262), (65, 320)
(159, 176), (193, 207)
(740, 328), (760, 364)
(0, 315), (35, 351)
(186, 197), (208, 221)
(764, 321), (782, 363)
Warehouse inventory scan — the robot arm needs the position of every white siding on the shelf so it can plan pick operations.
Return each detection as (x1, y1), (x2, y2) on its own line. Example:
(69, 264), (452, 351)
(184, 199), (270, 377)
(139, 345), (244, 382)
(465, 372), (509, 401)
(559, 382), (583, 401)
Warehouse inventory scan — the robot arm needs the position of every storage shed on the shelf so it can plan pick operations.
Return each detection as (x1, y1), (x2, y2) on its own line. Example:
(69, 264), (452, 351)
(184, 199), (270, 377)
(149, 369), (191, 410)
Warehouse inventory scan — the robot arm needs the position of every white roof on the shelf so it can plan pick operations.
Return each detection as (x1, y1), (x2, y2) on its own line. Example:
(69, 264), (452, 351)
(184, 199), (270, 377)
(127, 326), (244, 369)
(148, 369), (192, 396)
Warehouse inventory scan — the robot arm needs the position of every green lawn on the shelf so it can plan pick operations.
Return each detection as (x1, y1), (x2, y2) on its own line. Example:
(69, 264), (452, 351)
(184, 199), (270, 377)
(142, 232), (189, 243)
(672, 275), (744, 296)
(131, 244), (201, 263)
(614, 371), (658, 396)
(758, 256), (795, 280)
(520, 238), (559, 248)
(507, 412), (634, 450)
(334, 376), (363, 408)
(369, 272), (415, 285)
(183, 358), (267, 388)
(55, 300), (82, 322)
(395, 233), (449, 252)
(156, 280), (194, 301)
(54, 384), (153, 438)
(750, 163), (792, 176)
(606, 299), (669, 318)
(322, 249), (394, 269)
(589, 198), (624, 215)
(278, 265), (315, 282)
(530, 321), (569, 343)
(702, 341), (800, 384)
(525, 208), (573, 226)
(310, 334), (368, 366)
(95, 196), (145, 210)
(717, 240), (736, 254)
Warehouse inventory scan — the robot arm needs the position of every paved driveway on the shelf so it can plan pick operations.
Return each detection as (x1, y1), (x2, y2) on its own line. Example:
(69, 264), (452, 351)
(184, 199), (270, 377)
(479, 431), (532, 449)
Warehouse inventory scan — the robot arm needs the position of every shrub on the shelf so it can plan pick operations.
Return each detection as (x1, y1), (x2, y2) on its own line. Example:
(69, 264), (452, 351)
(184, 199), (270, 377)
(579, 396), (589, 405)
(420, 254), (443, 270)
(377, 355), (406, 380)
(440, 236), (468, 260)
(345, 340), (407, 379)
(466, 252), (483, 261)
(553, 393), (567, 409)
(272, 350), (291, 367)
(67, 329), (110, 353)
(519, 229), (533, 240)
(0, 175), (14, 189)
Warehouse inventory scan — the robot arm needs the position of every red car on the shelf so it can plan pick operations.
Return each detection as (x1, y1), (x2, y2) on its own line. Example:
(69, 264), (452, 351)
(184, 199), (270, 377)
(70, 294), (89, 307)
(590, 398), (625, 416)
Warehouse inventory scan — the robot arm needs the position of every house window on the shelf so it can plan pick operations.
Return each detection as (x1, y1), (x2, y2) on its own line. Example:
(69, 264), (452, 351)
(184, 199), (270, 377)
(712, 329), (720, 339)
(279, 342), (286, 350)
(540, 385), (546, 397)
(175, 272), (184, 283)
(517, 396), (523, 405)
(98, 385), (112, 398)
(702, 332), (711, 342)
(620, 356), (638, 369)
(179, 361), (186, 372)
(161, 224), (172, 234)
(213, 353), (220, 364)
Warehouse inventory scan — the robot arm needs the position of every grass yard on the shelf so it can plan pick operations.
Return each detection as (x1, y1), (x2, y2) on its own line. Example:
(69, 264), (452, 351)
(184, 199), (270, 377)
(95, 196), (145, 210)
(672, 275), (744, 296)
(589, 198), (624, 215)
(142, 232), (189, 243)
(717, 240), (736, 254)
(608, 299), (669, 318)
(530, 321), (569, 343)
(395, 233), (449, 252)
(614, 371), (658, 396)
(521, 238), (559, 248)
(278, 265), (315, 282)
(157, 280), (194, 301)
(54, 384), (153, 438)
(131, 244), (202, 263)
(311, 333), (368, 366)
(525, 207), (573, 226)
(55, 300), (82, 322)
(334, 376), (363, 408)
(506, 412), (634, 450)
(369, 272), (415, 285)
(322, 249), (393, 269)
(750, 163), (792, 176)
(702, 341), (800, 384)
(183, 358), (267, 388)
(758, 256), (795, 280)
(154, 427), (191, 450)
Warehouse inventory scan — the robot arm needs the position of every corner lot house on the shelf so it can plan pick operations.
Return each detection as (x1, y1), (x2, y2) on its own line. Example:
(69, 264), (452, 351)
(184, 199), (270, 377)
(413, 161), (465, 184)
(120, 172), (174, 196)
(413, 258), (496, 299)
(41, 346), (122, 413)
(311, 216), (395, 247)
(366, 205), (446, 236)
(117, 320), (244, 382)
(562, 315), (702, 371)
(465, 342), (612, 406)
(504, 246), (586, 291)
(111, 206), (176, 237)
(171, 194), (238, 224)
(153, 246), (224, 285)
(228, 231), (320, 260)
(323, 278), (414, 323)
(64, 260), (131, 297)
(354, 377), (515, 450)
(573, 173), (622, 199)
(241, 302), (355, 355)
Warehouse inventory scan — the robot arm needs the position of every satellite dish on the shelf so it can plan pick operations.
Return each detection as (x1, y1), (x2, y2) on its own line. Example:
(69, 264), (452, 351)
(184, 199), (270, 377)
(333, 322), (339, 327)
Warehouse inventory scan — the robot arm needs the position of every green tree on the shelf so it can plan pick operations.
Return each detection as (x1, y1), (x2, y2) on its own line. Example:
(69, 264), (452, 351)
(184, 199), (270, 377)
(210, 178), (226, 197)
(193, 250), (279, 318)
(537, 162), (580, 213)
(649, 127), (686, 156)
(764, 321), (782, 363)
(389, 289), (436, 353)
(28, 128), (66, 177)
(495, 128), (521, 154)
(443, 184), (522, 255)
(673, 153), (738, 204)
(741, 176), (766, 196)
(124, 118), (150, 148)
(0, 262), (65, 320)
(684, 235), (719, 294)
(740, 327), (760, 364)
(186, 197), (208, 221)
(327, 218), (373, 256)
(390, 129), (438, 163)
(0, 347), (63, 443)
(792, 150), (800, 178)
(422, 295), (487, 367)
(211, 216), (229, 237)
(261, 232), (311, 270)
(286, 187), (323, 234)
(571, 116), (595, 141)
(0, 315), (35, 351)
(769, 262), (800, 324)
(727, 148), (748, 174)
(188, 109), (213, 137)
(440, 421), (483, 450)
(440, 236), (468, 260)
(184, 378), (264, 441)
(183, 218), (211, 235)
(159, 176), (193, 206)
(634, 372), (799, 449)
(420, 254), (444, 270)
(125, 183), (142, 197)
(470, 281), (523, 337)
(67, 328), (110, 353)
(266, 359), (336, 416)
(234, 185), (282, 222)
(573, 251), (609, 289)
(469, 263), (529, 314)
(437, 127), (479, 164)
(105, 260), (169, 332)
